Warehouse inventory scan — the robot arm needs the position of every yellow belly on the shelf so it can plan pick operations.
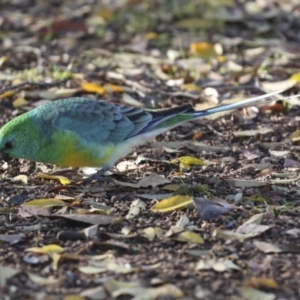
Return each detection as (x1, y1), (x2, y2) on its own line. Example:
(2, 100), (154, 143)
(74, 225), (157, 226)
(38, 130), (116, 168)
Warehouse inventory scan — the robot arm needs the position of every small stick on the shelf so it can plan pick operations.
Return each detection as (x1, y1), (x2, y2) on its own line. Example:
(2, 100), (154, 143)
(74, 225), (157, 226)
(0, 78), (68, 95)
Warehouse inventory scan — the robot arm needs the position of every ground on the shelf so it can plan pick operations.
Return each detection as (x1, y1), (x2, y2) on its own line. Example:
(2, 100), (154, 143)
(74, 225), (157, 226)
(0, 1), (300, 299)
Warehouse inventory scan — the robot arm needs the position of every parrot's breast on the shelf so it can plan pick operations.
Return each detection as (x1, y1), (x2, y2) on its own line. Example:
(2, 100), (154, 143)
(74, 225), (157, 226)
(36, 130), (116, 168)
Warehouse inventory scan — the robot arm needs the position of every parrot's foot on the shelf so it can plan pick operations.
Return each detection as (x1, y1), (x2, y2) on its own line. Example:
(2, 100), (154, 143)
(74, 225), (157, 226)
(80, 168), (111, 183)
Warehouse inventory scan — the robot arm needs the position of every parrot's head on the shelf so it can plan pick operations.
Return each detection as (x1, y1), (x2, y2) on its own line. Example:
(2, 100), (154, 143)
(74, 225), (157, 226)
(0, 114), (41, 162)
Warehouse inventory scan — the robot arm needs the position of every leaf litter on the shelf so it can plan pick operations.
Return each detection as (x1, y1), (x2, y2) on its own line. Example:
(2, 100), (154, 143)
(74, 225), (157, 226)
(0, 1), (300, 299)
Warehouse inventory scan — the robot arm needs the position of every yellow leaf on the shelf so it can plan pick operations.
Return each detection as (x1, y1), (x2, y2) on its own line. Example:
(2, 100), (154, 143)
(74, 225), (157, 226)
(96, 8), (113, 21)
(63, 295), (86, 300)
(250, 195), (269, 203)
(289, 129), (300, 142)
(81, 82), (105, 94)
(52, 253), (61, 271)
(26, 244), (64, 255)
(36, 173), (72, 185)
(13, 97), (29, 108)
(143, 227), (156, 241)
(171, 156), (205, 166)
(243, 276), (278, 289)
(171, 156), (205, 172)
(0, 55), (8, 67)
(190, 42), (218, 60)
(104, 83), (124, 93)
(23, 198), (66, 208)
(145, 32), (158, 40)
(0, 91), (14, 99)
(174, 231), (204, 244)
(161, 184), (181, 191)
(151, 195), (193, 213)
(181, 84), (202, 92)
(290, 72), (300, 84)
(217, 55), (226, 63)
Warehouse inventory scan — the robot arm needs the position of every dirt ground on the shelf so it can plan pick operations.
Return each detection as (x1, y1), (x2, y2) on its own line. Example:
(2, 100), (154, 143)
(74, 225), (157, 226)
(0, 1), (300, 299)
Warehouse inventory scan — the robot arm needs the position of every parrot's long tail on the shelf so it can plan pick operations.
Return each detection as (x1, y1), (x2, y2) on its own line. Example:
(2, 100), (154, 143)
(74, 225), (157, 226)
(190, 90), (282, 118)
(130, 90), (283, 138)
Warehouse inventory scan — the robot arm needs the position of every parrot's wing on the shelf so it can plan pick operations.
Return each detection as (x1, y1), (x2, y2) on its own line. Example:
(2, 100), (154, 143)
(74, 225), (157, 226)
(38, 98), (193, 144)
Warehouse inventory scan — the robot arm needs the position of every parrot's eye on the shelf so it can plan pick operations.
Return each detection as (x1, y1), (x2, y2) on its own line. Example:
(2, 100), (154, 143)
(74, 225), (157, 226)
(4, 141), (13, 150)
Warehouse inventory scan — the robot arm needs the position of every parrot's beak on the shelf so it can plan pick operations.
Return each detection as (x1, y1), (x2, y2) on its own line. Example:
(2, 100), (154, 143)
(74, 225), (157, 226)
(0, 152), (12, 162)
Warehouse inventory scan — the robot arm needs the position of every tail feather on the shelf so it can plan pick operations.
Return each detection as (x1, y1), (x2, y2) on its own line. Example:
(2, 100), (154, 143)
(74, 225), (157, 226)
(192, 90), (283, 118)
(131, 90), (283, 137)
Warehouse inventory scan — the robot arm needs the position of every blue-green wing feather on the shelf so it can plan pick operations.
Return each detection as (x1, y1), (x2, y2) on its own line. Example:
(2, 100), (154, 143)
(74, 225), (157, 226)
(31, 98), (194, 144)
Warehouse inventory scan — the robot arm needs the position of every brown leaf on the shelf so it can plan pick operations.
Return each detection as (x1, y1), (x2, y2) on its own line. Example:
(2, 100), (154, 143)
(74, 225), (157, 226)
(57, 213), (117, 225)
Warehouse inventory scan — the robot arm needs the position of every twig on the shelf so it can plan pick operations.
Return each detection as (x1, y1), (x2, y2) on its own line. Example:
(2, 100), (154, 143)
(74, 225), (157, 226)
(202, 123), (225, 137)
(0, 79), (68, 95)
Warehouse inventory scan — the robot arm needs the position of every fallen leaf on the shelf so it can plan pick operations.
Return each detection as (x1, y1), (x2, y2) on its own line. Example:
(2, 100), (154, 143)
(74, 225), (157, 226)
(269, 149), (290, 157)
(7, 194), (29, 206)
(0, 234), (25, 245)
(175, 214), (190, 228)
(171, 156), (205, 172)
(239, 287), (275, 300)
(196, 258), (241, 272)
(57, 213), (117, 225)
(0, 266), (20, 287)
(243, 277), (278, 289)
(63, 295), (86, 300)
(83, 224), (99, 238)
(80, 286), (107, 300)
(36, 173), (72, 185)
(143, 227), (156, 241)
(193, 197), (231, 221)
(190, 42), (218, 60)
(27, 273), (60, 285)
(11, 174), (28, 184)
(173, 231), (204, 244)
(114, 173), (170, 188)
(233, 128), (273, 137)
(125, 199), (146, 219)
(78, 266), (106, 274)
(136, 193), (173, 200)
(26, 244), (64, 255)
(225, 179), (267, 187)
(81, 82), (105, 94)
(253, 241), (282, 253)
(18, 206), (51, 217)
(22, 198), (66, 208)
(289, 129), (300, 142)
(151, 195), (193, 213)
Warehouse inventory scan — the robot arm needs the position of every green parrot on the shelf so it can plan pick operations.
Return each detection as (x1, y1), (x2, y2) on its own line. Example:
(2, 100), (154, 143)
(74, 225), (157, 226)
(0, 91), (281, 179)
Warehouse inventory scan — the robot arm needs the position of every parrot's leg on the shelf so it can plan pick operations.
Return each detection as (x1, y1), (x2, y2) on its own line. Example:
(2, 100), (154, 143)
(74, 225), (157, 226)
(81, 167), (111, 183)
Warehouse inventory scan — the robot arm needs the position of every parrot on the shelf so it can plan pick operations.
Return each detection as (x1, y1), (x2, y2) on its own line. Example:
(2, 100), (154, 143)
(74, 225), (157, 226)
(0, 90), (281, 180)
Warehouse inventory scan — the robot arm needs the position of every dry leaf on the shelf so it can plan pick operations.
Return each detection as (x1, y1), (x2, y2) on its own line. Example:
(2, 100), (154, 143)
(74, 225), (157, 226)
(239, 287), (275, 300)
(225, 179), (267, 188)
(81, 82), (105, 94)
(27, 273), (60, 285)
(171, 156), (205, 172)
(26, 244), (64, 255)
(196, 258), (241, 272)
(125, 199), (146, 219)
(244, 277), (278, 289)
(253, 241), (282, 253)
(151, 195), (193, 213)
(193, 197), (231, 221)
(22, 198), (66, 208)
(173, 231), (204, 244)
(233, 128), (273, 137)
(36, 173), (72, 185)
(57, 213), (117, 225)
